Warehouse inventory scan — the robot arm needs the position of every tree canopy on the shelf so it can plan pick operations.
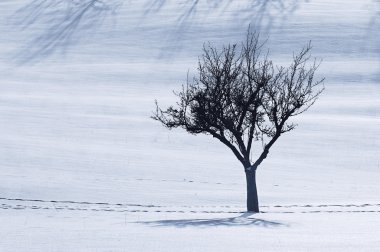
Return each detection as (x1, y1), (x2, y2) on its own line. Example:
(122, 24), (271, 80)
(153, 30), (324, 171)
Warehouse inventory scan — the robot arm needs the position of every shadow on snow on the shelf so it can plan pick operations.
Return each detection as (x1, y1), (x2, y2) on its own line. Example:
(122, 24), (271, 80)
(143, 0), (307, 58)
(9, 0), (307, 63)
(9, 0), (122, 64)
(137, 212), (286, 228)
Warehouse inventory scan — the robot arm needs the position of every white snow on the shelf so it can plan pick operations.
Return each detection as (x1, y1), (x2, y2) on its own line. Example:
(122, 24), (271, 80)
(0, 0), (379, 251)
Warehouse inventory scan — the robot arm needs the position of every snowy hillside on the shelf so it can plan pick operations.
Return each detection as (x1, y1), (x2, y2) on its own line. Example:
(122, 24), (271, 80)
(0, 0), (379, 251)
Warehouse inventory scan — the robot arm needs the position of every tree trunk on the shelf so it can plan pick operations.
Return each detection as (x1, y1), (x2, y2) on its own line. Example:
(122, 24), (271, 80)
(245, 170), (259, 212)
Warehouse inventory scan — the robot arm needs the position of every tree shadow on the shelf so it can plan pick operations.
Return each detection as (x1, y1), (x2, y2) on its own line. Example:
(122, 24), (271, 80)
(143, 0), (167, 16)
(142, 0), (306, 58)
(144, 0), (302, 30)
(242, 0), (304, 31)
(9, 0), (122, 64)
(9, 0), (307, 62)
(137, 213), (286, 228)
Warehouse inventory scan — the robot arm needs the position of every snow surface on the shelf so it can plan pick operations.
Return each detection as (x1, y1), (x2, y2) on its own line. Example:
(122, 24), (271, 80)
(0, 0), (379, 251)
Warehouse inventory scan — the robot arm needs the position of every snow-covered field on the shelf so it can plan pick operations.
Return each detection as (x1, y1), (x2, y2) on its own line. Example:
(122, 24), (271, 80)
(0, 0), (379, 251)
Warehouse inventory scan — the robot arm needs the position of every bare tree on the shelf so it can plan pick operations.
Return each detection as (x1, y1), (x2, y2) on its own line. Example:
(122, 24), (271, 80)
(153, 29), (324, 212)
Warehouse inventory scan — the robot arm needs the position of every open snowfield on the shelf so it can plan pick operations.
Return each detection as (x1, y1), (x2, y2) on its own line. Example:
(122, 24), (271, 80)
(0, 0), (379, 251)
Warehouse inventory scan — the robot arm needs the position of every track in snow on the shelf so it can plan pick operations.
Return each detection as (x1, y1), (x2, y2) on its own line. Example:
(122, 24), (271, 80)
(1, 197), (380, 214)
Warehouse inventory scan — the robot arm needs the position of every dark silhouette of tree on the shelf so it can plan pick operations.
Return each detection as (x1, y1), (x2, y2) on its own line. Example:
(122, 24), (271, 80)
(153, 29), (324, 212)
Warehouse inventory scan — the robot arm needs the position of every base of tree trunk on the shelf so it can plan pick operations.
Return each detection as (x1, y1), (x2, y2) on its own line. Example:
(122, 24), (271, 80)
(245, 170), (259, 212)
